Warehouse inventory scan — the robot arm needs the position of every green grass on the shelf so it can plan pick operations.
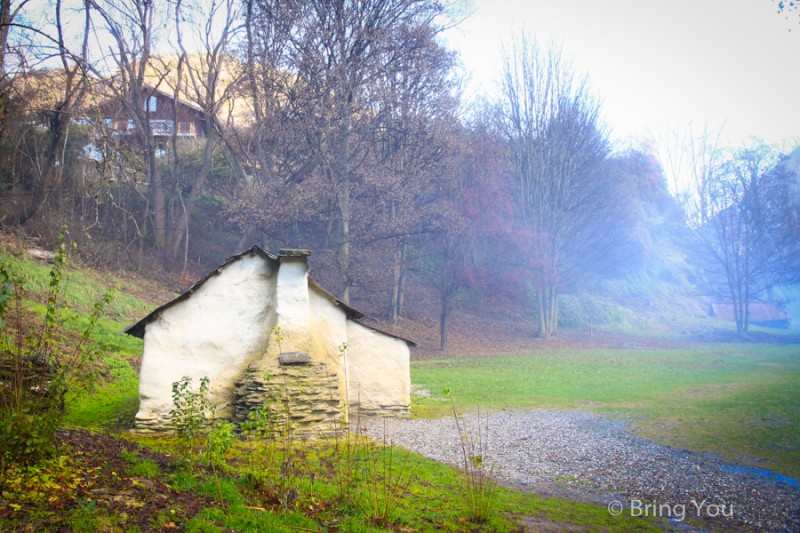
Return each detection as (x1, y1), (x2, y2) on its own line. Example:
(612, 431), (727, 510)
(65, 355), (140, 429)
(0, 250), (164, 324)
(412, 343), (800, 478)
(199, 438), (660, 532)
(1, 249), (148, 430)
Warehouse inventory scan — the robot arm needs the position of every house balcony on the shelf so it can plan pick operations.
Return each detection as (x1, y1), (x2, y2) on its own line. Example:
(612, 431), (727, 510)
(104, 118), (200, 138)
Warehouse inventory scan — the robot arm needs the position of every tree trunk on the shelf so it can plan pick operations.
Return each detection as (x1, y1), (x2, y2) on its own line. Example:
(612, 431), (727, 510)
(389, 238), (407, 324)
(0, 0), (11, 137)
(337, 181), (351, 304)
(389, 240), (401, 323)
(335, 95), (353, 304)
(16, 105), (72, 225)
(144, 143), (167, 262)
(440, 294), (449, 351)
(164, 136), (217, 268)
(536, 289), (546, 338)
(397, 241), (407, 318)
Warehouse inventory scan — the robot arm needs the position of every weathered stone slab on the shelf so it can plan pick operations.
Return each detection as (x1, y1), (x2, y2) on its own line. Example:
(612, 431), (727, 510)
(279, 352), (310, 365)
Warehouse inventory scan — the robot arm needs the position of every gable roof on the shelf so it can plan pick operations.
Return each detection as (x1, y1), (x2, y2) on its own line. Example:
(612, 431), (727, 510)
(143, 83), (205, 114)
(125, 246), (274, 338)
(124, 246), (414, 346)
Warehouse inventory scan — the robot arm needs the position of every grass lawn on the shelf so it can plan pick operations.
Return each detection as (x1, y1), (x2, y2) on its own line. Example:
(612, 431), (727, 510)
(411, 343), (800, 479)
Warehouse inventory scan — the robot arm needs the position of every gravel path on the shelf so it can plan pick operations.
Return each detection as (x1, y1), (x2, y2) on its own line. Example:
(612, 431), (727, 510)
(360, 410), (800, 532)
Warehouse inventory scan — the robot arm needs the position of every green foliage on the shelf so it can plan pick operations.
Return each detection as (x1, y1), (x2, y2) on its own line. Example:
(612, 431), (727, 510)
(169, 376), (236, 500)
(68, 499), (101, 532)
(558, 294), (627, 328)
(121, 450), (160, 478)
(64, 356), (139, 429)
(272, 325), (283, 353)
(0, 230), (113, 466)
(0, 250), (154, 332)
(207, 422), (234, 467)
(1, 454), (83, 509)
(169, 376), (215, 462)
(207, 421), (235, 501)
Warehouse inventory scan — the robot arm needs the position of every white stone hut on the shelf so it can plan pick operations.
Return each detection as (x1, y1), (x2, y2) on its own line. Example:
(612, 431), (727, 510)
(125, 247), (413, 434)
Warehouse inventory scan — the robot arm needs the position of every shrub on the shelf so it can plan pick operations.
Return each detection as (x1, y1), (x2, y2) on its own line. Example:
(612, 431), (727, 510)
(0, 231), (113, 467)
(558, 293), (626, 328)
(169, 376), (215, 462)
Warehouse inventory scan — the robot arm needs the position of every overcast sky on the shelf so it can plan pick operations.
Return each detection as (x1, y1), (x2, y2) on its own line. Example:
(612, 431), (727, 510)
(444, 0), (800, 149)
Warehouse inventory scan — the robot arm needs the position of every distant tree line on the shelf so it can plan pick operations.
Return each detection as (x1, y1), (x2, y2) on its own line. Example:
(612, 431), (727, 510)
(1, 0), (797, 342)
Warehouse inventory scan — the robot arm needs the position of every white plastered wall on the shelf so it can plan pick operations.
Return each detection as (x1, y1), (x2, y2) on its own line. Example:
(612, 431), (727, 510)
(307, 286), (348, 396)
(273, 257), (312, 355)
(135, 254), (277, 427)
(346, 320), (411, 413)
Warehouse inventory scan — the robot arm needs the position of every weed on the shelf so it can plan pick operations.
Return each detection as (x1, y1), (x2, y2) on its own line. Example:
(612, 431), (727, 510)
(169, 375), (214, 463)
(272, 325), (283, 353)
(359, 418), (417, 525)
(240, 380), (305, 509)
(184, 516), (223, 533)
(68, 499), (101, 532)
(444, 387), (499, 523)
(206, 421), (234, 500)
(170, 470), (199, 491)
(129, 457), (160, 478)
(327, 429), (360, 505)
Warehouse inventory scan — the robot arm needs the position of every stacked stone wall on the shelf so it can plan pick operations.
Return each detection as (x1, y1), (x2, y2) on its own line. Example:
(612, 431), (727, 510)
(233, 356), (343, 437)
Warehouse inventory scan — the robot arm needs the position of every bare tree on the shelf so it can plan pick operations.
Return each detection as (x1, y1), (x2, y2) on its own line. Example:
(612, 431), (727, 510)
(87, 0), (171, 264)
(368, 23), (458, 323)
(654, 122), (725, 228)
(285, 0), (448, 303)
(0, 0), (31, 137)
(0, 0), (93, 225)
(156, 0), (244, 270)
(497, 36), (612, 338)
(697, 141), (800, 336)
(233, 0), (449, 304)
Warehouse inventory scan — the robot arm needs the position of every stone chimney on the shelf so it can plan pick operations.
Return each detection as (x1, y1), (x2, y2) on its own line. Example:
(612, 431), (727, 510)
(234, 248), (343, 434)
(275, 249), (313, 355)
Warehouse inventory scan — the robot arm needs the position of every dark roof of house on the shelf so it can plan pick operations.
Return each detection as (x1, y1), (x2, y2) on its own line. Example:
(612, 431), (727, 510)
(96, 82), (206, 118)
(124, 246), (415, 346)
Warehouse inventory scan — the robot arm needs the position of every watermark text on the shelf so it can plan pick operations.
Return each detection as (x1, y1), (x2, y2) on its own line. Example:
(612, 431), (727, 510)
(607, 499), (734, 522)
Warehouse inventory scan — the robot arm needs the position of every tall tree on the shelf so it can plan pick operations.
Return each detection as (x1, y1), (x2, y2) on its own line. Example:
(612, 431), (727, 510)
(0, 0), (31, 137)
(367, 22), (458, 322)
(87, 0), (171, 264)
(234, 0), (450, 304)
(285, 0), (448, 303)
(497, 36), (614, 338)
(654, 122), (725, 228)
(698, 142), (800, 336)
(156, 0), (243, 270)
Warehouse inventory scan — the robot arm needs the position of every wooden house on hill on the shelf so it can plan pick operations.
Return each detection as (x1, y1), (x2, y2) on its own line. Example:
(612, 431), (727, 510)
(710, 302), (790, 329)
(96, 84), (206, 140)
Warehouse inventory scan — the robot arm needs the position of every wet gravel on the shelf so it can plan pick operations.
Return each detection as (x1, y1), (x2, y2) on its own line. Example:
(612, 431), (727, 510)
(360, 410), (800, 532)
